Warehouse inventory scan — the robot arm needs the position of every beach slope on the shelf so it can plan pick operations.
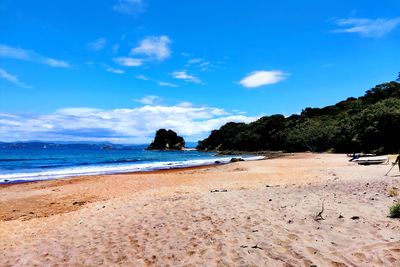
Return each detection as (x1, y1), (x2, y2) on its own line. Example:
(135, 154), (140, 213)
(1, 153), (400, 266)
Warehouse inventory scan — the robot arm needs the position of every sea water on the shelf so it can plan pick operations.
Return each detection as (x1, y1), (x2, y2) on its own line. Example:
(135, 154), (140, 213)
(0, 143), (263, 184)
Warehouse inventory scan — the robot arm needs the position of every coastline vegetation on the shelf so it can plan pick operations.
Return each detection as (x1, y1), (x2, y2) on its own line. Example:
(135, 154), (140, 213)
(197, 80), (400, 154)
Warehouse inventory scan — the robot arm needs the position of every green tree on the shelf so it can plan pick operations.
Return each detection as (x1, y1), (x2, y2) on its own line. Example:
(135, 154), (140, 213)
(197, 81), (400, 154)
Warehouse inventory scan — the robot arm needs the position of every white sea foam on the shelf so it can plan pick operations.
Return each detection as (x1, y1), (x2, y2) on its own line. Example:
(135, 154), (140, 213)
(0, 156), (265, 184)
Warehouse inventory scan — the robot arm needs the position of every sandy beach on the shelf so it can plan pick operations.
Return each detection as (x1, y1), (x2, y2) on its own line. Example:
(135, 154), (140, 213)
(1, 153), (400, 266)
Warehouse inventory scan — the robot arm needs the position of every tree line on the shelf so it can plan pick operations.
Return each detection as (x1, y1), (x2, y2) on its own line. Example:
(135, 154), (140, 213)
(197, 80), (400, 154)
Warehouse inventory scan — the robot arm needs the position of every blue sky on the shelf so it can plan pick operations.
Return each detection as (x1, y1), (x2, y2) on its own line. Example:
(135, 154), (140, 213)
(1, 0), (399, 143)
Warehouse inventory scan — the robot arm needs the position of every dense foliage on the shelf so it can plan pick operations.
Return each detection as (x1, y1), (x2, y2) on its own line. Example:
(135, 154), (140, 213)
(147, 129), (185, 150)
(197, 81), (400, 154)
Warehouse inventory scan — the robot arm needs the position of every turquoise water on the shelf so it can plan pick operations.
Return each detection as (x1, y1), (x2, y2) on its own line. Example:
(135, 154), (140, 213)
(0, 143), (262, 184)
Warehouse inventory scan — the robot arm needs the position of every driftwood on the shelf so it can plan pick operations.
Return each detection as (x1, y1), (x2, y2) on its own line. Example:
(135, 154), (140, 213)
(210, 189), (228, 193)
(314, 200), (325, 221)
(251, 244), (263, 250)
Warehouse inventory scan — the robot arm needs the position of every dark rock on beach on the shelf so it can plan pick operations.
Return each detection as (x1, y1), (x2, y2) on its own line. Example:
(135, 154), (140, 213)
(230, 158), (245, 163)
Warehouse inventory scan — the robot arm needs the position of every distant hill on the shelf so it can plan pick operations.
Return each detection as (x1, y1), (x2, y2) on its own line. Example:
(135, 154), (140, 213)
(197, 81), (400, 154)
(0, 141), (142, 150)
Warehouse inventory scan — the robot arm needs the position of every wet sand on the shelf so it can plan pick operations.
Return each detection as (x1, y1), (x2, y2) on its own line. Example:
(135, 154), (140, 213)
(1, 153), (400, 266)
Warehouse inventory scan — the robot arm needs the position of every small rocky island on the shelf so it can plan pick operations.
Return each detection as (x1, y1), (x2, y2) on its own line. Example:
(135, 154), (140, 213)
(147, 129), (185, 150)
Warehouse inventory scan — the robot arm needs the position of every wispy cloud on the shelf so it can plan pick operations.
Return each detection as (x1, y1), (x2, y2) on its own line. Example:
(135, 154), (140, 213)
(113, 0), (145, 15)
(135, 95), (161, 105)
(177, 101), (193, 107)
(106, 67), (125, 74)
(87, 38), (107, 51)
(135, 75), (178, 87)
(43, 58), (69, 68)
(131, 36), (171, 61)
(113, 57), (143, 67)
(0, 68), (32, 88)
(185, 57), (216, 72)
(239, 70), (288, 88)
(0, 45), (30, 60)
(0, 44), (70, 68)
(136, 74), (149, 80)
(333, 17), (400, 38)
(198, 61), (212, 71)
(172, 71), (202, 84)
(158, 81), (178, 87)
(0, 104), (257, 143)
(187, 58), (203, 64)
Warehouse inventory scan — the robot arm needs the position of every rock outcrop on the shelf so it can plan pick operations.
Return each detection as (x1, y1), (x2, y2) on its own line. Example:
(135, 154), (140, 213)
(147, 129), (185, 150)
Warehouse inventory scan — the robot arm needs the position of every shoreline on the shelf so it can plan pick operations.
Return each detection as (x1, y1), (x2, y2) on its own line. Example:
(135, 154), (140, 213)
(0, 163), (221, 187)
(0, 155), (266, 185)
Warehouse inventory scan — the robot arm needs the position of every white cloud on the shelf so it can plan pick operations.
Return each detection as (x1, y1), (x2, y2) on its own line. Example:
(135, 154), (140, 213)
(0, 104), (256, 143)
(113, 57), (143, 67)
(239, 70), (288, 88)
(136, 74), (149, 80)
(87, 38), (107, 51)
(158, 81), (178, 87)
(172, 71), (202, 84)
(184, 56), (216, 72)
(187, 58), (203, 64)
(333, 17), (400, 38)
(113, 0), (144, 15)
(232, 109), (247, 115)
(106, 67), (125, 74)
(0, 45), (30, 60)
(177, 101), (193, 107)
(199, 61), (212, 71)
(131, 35), (171, 61)
(135, 95), (161, 105)
(42, 58), (70, 68)
(0, 68), (32, 88)
(0, 44), (70, 68)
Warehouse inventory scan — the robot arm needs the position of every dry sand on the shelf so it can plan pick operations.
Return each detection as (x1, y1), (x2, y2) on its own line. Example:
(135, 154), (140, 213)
(1, 153), (400, 266)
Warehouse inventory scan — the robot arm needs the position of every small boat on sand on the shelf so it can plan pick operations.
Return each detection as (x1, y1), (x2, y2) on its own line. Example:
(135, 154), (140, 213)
(352, 156), (388, 165)
(347, 153), (376, 158)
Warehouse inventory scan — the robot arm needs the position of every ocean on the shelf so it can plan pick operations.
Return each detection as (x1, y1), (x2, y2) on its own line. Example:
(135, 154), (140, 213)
(0, 142), (263, 184)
